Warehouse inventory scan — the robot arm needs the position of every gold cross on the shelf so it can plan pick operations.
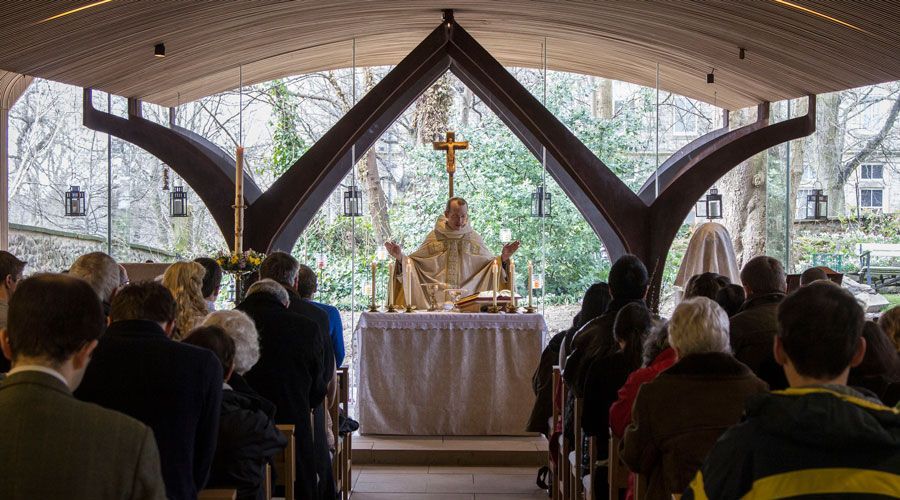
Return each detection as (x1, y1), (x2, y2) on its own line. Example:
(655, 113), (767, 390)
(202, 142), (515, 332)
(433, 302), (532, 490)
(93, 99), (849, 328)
(433, 131), (469, 198)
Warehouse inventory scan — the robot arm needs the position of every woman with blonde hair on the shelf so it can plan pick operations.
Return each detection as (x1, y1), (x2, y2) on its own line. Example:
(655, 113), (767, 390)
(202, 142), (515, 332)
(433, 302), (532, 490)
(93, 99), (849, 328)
(163, 261), (208, 340)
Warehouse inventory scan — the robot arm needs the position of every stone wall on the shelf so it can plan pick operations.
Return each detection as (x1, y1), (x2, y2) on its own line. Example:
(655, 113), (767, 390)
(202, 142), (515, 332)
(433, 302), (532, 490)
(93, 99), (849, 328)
(7, 223), (175, 273)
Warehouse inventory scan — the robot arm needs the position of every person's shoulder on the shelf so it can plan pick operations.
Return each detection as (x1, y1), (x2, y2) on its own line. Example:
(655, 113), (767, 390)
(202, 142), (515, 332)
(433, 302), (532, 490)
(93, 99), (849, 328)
(312, 301), (340, 316)
(71, 396), (154, 438)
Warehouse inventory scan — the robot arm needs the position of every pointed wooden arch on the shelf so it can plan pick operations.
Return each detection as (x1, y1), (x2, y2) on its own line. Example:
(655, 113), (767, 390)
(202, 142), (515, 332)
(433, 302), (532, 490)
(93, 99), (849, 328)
(83, 12), (816, 307)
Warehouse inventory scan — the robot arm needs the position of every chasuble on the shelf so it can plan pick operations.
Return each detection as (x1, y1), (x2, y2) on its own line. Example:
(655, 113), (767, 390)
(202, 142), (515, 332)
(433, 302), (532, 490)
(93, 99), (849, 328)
(392, 215), (509, 309)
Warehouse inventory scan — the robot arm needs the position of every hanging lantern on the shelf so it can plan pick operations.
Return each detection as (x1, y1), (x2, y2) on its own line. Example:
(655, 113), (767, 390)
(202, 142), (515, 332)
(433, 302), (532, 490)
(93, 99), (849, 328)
(499, 228), (512, 243)
(170, 186), (189, 217)
(531, 185), (552, 217)
(695, 188), (723, 220)
(162, 167), (170, 191)
(805, 189), (828, 220)
(343, 185), (362, 217)
(317, 253), (328, 270)
(64, 185), (86, 217)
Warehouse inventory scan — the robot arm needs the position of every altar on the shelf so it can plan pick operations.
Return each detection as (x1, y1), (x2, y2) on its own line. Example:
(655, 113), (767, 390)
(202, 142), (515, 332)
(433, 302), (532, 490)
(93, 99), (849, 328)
(355, 311), (545, 435)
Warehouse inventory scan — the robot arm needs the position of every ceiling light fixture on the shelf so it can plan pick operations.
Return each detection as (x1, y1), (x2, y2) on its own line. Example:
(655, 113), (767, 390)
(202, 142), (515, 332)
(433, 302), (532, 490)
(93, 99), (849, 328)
(707, 69), (715, 84)
(39, 0), (115, 23)
(154, 43), (166, 58)
(771, 0), (869, 34)
(739, 47), (746, 59)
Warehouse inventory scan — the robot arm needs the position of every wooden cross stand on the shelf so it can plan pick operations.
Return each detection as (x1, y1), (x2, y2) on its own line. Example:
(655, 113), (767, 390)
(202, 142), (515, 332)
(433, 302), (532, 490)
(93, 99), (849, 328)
(433, 131), (468, 198)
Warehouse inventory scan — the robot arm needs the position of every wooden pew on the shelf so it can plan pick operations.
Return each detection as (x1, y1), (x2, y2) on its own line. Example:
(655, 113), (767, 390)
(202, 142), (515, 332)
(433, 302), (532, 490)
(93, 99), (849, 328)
(274, 424), (296, 500)
(558, 380), (571, 500)
(264, 463), (272, 500)
(569, 396), (584, 499)
(198, 489), (236, 500)
(331, 366), (352, 500)
(551, 366), (562, 500)
(608, 435), (629, 500)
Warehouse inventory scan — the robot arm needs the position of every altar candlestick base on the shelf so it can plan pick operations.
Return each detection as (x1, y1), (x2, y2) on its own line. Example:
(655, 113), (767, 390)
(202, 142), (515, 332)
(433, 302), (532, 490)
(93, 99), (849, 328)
(387, 305), (399, 313)
(404, 305), (416, 313)
(524, 306), (536, 313)
(487, 305), (502, 313)
(505, 303), (519, 313)
(369, 304), (380, 312)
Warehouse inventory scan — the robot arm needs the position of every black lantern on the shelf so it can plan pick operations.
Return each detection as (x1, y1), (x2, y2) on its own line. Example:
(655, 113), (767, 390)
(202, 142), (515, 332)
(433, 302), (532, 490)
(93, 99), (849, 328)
(64, 185), (86, 217)
(695, 188), (723, 220)
(805, 189), (828, 220)
(343, 185), (362, 217)
(170, 186), (188, 217)
(531, 185), (552, 217)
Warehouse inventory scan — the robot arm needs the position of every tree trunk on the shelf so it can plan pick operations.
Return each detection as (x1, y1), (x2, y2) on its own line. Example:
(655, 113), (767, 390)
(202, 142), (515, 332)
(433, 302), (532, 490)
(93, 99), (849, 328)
(413, 73), (453, 145)
(594, 78), (613, 119)
(721, 108), (768, 267)
(357, 67), (392, 245)
(817, 93), (844, 216)
(460, 86), (474, 127)
(788, 99), (808, 269)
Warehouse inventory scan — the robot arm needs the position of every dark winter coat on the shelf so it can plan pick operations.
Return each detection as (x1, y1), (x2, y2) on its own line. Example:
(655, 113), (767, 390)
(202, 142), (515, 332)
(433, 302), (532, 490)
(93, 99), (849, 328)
(684, 385), (900, 499)
(729, 292), (788, 390)
(622, 352), (768, 499)
(207, 389), (288, 500)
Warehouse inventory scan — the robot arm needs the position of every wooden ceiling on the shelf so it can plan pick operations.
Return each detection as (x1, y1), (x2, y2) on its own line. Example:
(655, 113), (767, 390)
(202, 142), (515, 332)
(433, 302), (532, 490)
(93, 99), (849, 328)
(0, 1), (899, 110)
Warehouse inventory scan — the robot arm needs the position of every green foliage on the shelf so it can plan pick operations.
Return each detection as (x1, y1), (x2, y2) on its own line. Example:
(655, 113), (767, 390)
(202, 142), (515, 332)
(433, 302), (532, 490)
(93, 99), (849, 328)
(265, 80), (308, 176)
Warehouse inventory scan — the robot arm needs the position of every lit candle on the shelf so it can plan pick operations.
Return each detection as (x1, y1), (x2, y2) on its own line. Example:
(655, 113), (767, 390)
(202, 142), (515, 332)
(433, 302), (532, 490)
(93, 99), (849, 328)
(527, 260), (533, 309)
(492, 260), (499, 308)
(509, 258), (516, 307)
(404, 257), (412, 307)
(387, 262), (395, 308)
(370, 260), (377, 309)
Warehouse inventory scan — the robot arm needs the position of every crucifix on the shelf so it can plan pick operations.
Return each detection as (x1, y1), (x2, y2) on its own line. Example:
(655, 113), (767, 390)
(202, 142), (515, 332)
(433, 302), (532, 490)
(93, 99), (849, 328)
(433, 131), (469, 198)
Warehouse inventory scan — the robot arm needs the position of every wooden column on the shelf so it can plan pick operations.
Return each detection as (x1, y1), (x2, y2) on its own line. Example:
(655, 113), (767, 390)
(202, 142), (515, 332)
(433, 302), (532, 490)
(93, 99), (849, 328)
(0, 73), (32, 251)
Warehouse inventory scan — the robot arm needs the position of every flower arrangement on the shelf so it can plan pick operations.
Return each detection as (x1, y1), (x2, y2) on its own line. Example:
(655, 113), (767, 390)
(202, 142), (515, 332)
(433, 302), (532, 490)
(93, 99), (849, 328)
(215, 249), (266, 273)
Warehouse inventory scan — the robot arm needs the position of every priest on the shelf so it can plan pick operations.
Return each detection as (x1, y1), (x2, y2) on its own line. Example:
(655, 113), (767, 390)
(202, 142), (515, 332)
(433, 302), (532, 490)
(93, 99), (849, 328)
(385, 197), (520, 309)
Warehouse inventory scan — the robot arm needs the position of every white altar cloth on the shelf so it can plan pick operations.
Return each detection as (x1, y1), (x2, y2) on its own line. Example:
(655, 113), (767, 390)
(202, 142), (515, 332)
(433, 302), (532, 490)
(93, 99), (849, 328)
(355, 311), (546, 435)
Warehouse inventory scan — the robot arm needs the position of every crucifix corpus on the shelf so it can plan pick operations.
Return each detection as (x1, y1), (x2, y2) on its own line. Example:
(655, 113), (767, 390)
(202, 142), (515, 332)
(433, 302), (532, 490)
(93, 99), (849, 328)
(433, 131), (468, 199)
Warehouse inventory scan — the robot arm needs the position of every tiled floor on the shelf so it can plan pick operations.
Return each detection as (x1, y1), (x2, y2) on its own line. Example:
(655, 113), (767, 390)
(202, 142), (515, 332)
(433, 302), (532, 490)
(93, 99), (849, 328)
(351, 465), (548, 499)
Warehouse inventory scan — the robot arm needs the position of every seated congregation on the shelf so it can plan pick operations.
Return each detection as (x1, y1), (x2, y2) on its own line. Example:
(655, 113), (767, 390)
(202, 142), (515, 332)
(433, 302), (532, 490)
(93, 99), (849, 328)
(530, 253), (900, 499)
(0, 249), (349, 500)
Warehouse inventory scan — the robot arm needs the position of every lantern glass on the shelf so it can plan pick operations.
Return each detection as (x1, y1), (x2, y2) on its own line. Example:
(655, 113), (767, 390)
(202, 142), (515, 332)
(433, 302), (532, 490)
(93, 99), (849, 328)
(170, 186), (189, 217)
(805, 189), (828, 220)
(531, 186), (551, 217)
(499, 228), (512, 243)
(707, 189), (723, 219)
(64, 185), (86, 217)
(343, 185), (362, 217)
(695, 198), (708, 218)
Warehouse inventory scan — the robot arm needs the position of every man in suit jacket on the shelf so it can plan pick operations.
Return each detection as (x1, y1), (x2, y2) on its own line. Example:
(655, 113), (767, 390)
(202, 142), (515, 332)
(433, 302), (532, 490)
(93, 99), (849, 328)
(238, 279), (327, 500)
(0, 274), (166, 500)
(76, 280), (223, 500)
(259, 253), (337, 499)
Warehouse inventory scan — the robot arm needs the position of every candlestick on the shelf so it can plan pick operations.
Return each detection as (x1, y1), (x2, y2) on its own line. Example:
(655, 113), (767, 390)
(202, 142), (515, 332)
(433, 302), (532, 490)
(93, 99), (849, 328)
(526, 260), (535, 313)
(234, 146), (245, 255)
(369, 260), (377, 311)
(387, 262), (396, 312)
(492, 260), (499, 308)
(404, 257), (413, 311)
(509, 258), (516, 307)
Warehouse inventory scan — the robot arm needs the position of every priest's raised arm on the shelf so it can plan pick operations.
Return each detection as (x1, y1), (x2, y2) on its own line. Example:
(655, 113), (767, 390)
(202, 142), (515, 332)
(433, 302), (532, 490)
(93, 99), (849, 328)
(384, 197), (519, 309)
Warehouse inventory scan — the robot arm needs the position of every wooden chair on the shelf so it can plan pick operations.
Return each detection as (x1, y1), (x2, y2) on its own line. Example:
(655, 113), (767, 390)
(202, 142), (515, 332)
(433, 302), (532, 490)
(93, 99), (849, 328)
(634, 473), (647, 500)
(551, 366), (562, 500)
(608, 435), (629, 500)
(198, 490), (236, 500)
(569, 396), (584, 499)
(274, 424), (296, 500)
(585, 436), (597, 500)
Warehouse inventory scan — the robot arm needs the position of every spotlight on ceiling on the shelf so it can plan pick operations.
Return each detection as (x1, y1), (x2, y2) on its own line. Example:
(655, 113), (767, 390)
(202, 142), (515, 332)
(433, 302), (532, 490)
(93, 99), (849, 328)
(707, 69), (715, 84)
(739, 47), (746, 59)
(154, 43), (166, 58)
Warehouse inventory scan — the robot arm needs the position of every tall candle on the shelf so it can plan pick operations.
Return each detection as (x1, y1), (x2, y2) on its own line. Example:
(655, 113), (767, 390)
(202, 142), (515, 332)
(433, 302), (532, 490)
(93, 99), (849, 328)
(492, 260), (499, 308)
(509, 258), (516, 307)
(387, 262), (395, 308)
(370, 260), (377, 308)
(234, 146), (245, 255)
(527, 260), (533, 309)
(404, 257), (412, 307)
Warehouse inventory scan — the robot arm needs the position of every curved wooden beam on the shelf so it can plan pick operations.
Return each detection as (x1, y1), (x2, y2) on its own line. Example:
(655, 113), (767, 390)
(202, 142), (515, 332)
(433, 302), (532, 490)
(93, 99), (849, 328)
(637, 110), (730, 204)
(83, 89), (257, 248)
(245, 21), (453, 251)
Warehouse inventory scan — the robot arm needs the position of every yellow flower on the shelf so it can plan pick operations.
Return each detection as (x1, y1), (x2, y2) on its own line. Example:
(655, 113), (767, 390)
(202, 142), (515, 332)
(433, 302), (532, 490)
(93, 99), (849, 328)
(230, 256), (239, 264)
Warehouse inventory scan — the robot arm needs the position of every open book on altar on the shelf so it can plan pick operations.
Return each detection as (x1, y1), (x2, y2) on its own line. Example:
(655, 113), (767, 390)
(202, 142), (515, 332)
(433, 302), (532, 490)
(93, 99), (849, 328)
(456, 290), (522, 312)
